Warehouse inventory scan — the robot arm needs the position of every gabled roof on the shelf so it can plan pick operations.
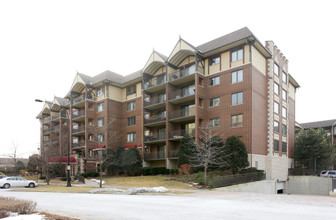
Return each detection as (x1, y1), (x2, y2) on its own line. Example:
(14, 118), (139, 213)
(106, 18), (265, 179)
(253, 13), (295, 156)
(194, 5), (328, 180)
(142, 50), (168, 75)
(51, 96), (70, 111)
(168, 38), (200, 67)
(300, 119), (336, 129)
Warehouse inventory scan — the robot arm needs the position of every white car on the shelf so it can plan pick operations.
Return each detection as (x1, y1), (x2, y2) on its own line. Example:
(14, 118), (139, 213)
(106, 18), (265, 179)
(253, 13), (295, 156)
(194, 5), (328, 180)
(320, 170), (336, 178)
(0, 177), (38, 189)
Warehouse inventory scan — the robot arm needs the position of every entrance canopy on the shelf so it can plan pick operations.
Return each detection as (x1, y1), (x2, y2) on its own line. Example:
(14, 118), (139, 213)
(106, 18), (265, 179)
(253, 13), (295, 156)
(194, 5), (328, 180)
(49, 156), (76, 164)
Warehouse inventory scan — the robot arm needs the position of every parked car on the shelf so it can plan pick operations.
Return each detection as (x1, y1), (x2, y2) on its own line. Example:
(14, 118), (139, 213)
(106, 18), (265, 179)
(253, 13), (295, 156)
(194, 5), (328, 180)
(0, 177), (38, 189)
(0, 175), (6, 179)
(319, 170), (336, 178)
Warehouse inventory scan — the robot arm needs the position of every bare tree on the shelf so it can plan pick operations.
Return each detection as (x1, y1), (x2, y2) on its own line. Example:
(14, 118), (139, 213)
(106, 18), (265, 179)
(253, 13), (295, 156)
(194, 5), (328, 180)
(9, 142), (19, 175)
(89, 115), (121, 188)
(181, 125), (228, 186)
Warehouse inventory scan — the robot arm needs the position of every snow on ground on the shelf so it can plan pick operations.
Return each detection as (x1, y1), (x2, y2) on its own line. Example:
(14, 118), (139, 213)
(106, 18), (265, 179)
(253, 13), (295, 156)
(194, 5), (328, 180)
(89, 186), (168, 194)
(90, 179), (105, 184)
(2, 213), (44, 220)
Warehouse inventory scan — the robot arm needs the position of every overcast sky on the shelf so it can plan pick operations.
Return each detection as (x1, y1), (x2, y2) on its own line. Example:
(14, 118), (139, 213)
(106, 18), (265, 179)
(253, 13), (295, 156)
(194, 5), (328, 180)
(0, 0), (335, 158)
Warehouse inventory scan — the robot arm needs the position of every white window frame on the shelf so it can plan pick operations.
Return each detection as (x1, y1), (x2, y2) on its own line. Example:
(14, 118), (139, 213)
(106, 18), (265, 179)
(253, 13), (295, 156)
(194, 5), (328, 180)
(232, 70), (243, 84)
(97, 103), (104, 112)
(232, 92), (243, 105)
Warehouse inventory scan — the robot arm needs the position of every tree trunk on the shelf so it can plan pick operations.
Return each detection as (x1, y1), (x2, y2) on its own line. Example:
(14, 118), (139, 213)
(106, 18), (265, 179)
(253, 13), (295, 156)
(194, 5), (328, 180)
(204, 166), (207, 186)
(99, 161), (103, 188)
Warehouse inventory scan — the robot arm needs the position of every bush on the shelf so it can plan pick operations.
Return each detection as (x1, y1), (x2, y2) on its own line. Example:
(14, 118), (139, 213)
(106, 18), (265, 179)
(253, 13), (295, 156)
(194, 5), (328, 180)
(39, 176), (46, 180)
(0, 197), (36, 218)
(239, 168), (264, 174)
(80, 172), (99, 178)
(141, 167), (177, 176)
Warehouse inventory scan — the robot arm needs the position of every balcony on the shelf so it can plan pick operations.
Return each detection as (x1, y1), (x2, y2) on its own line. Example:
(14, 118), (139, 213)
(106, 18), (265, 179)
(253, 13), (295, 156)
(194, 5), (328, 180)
(169, 128), (195, 141)
(43, 117), (51, 124)
(72, 126), (85, 135)
(43, 128), (51, 134)
(51, 112), (66, 121)
(144, 134), (166, 144)
(72, 110), (85, 122)
(72, 94), (95, 107)
(169, 107), (195, 123)
(168, 150), (179, 159)
(144, 116), (166, 127)
(50, 125), (60, 133)
(169, 64), (204, 86)
(169, 88), (195, 104)
(144, 98), (166, 111)
(144, 151), (166, 161)
(72, 141), (85, 150)
(144, 75), (166, 93)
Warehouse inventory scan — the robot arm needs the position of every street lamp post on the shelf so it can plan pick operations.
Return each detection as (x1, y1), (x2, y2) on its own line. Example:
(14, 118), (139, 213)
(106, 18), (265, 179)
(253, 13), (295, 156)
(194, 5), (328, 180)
(35, 99), (71, 187)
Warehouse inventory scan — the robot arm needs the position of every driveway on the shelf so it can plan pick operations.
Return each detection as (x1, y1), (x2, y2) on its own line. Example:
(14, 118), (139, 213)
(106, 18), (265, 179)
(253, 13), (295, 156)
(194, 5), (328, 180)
(1, 190), (335, 220)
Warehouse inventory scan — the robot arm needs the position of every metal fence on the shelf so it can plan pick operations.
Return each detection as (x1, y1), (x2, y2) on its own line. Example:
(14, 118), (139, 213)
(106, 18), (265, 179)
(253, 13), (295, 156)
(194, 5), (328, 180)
(212, 172), (266, 188)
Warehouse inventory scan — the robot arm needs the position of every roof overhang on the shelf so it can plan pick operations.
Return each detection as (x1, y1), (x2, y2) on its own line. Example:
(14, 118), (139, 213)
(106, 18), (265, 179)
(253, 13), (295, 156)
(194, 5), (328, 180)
(289, 74), (300, 88)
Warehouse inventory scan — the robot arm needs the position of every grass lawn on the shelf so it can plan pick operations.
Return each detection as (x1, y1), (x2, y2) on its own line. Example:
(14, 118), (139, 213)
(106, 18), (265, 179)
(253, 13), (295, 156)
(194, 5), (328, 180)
(13, 185), (96, 193)
(103, 175), (197, 190)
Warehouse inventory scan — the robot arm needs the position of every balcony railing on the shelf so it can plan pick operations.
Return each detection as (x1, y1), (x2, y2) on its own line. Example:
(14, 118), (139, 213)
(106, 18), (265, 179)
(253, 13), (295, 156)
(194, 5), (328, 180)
(144, 75), (167, 90)
(169, 88), (195, 101)
(72, 141), (85, 148)
(168, 150), (179, 158)
(72, 110), (85, 119)
(43, 128), (50, 134)
(52, 112), (66, 121)
(73, 94), (94, 105)
(43, 117), (51, 123)
(169, 128), (195, 139)
(144, 116), (166, 125)
(72, 126), (85, 134)
(144, 98), (166, 107)
(144, 152), (166, 160)
(169, 106), (195, 120)
(144, 134), (166, 143)
(169, 64), (204, 82)
(50, 125), (60, 132)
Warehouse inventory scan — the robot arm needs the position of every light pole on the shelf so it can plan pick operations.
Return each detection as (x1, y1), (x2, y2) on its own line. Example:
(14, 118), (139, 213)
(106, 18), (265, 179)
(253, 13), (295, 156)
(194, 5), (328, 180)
(35, 99), (71, 187)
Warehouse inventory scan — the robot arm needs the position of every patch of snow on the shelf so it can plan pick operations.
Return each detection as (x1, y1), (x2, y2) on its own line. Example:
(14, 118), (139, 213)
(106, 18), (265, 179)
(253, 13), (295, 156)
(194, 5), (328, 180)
(90, 179), (105, 184)
(126, 186), (168, 195)
(89, 188), (125, 193)
(3, 214), (44, 220)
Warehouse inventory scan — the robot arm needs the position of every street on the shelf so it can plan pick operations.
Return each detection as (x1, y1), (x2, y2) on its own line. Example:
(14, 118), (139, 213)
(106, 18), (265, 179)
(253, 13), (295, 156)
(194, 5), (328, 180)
(1, 189), (336, 220)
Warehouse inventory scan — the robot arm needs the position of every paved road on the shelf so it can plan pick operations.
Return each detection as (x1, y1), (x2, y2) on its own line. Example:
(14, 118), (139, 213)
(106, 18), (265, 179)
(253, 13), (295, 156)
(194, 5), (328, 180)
(1, 189), (336, 220)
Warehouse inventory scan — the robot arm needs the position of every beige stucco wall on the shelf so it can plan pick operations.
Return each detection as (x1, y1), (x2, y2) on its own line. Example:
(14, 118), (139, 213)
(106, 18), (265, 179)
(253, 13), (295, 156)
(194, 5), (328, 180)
(248, 154), (267, 171)
(108, 86), (123, 102)
(244, 45), (250, 64)
(288, 83), (295, 100)
(252, 46), (266, 75)
(221, 52), (230, 72)
(153, 66), (166, 76)
(209, 63), (220, 75)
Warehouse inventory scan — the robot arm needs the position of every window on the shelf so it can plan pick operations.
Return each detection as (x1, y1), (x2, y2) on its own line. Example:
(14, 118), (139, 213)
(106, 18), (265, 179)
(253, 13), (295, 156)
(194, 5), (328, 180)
(209, 118), (220, 127)
(127, 101), (136, 111)
(282, 89), (287, 101)
(97, 103), (104, 112)
(282, 107), (287, 118)
(158, 93), (166, 103)
(126, 85), (136, 96)
(88, 118), (93, 126)
(127, 116), (136, 126)
(181, 84), (195, 96)
(282, 124), (287, 136)
(274, 102), (279, 114)
(231, 114), (243, 127)
(88, 134), (93, 141)
(282, 71), (287, 83)
(88, 103), (94, 111)
(232, 48), (243, 62)
(232, 92), (243, 105)
(210, 97), (220, 107)
(210, 56), (220, 66)
(274, 82), (279, 95)
(127, 132), (136, 142)
(274, 63), (279, 76)
(274, 140), (279, 152)
(274, 121), (279, 133)
(210, 76), (220, 86)
(89, 149), (93, 157)
(282, 142), (287, 152)
(97, 87), (104, 97)
(97, 118), (104, 127)
(198, 77), (204, 86)
(98, 134), (104, 142)
(232, 70), (243, 84)
(73, 137), (78, 144)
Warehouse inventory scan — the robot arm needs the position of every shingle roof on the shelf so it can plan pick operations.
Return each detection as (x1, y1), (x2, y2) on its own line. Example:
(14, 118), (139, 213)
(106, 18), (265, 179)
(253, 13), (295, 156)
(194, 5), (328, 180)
(54, 96), (70, 106)
(300, 119), (336, 129)
(196, 27), (254, 53)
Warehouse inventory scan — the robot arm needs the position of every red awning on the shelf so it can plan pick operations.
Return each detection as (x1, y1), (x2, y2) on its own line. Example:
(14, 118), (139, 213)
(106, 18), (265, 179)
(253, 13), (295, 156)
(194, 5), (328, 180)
(125, 145), (137, 149)
(93, 145), (106, 151)
(138, 144), (142, 148)
(49, 156), (76, 164)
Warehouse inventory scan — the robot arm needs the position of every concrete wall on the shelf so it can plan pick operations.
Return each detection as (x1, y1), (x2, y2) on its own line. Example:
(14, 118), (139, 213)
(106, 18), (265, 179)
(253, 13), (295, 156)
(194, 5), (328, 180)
(216, 180), (277, 194)
(287, 176), (333, 196)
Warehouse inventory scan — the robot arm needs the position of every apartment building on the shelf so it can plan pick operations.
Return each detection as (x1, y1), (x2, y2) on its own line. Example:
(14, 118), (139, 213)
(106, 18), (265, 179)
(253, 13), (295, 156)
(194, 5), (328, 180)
(37, 27), (299, 181)
(297, 119), (336, 145)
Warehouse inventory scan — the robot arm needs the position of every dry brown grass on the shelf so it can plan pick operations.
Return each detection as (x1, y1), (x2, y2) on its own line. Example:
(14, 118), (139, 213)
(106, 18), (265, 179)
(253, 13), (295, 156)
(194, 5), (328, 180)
(13, 185), (96, 193)
(103, 175), (197, 190)
(0, 196), (36, 218)
(40, 211), (80, 220)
